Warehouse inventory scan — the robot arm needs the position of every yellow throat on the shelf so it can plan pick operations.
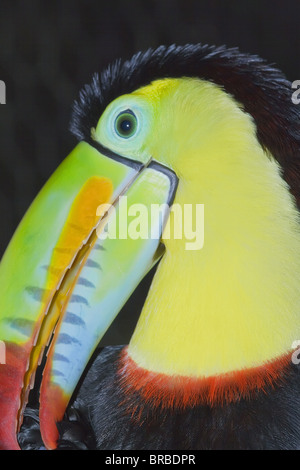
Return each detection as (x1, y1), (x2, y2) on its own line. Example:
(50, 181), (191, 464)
(127, 78), (300, 378)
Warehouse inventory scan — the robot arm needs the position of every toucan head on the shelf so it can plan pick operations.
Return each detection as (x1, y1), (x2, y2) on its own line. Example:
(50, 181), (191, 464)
(1, 44), (300, 450)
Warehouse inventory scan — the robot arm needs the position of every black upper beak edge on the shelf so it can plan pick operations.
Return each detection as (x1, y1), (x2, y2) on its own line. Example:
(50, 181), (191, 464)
(86, 139), (179, 206)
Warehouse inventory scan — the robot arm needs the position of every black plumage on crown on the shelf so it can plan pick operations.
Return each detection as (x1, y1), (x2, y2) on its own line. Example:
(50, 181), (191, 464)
(70, 43), (300, 207)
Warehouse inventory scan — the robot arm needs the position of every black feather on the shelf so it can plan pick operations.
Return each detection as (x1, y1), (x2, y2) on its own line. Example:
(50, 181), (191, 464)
(19, 346), (300, 450)
(70, 44), (300, 206)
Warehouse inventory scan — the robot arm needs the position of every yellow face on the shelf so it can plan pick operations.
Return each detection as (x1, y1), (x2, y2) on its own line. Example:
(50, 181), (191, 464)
(92, 77), (300, 378)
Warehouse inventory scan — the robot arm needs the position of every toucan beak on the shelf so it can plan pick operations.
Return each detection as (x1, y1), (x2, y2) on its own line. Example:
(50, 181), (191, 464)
(0, 141), (178, 450)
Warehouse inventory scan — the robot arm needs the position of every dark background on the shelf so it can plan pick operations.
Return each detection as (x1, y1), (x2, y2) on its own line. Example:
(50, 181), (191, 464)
(0, 0), (299, 345)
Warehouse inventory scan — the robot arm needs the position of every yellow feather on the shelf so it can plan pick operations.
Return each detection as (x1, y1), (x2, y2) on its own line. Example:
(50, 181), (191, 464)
(128, 78), (300, 377)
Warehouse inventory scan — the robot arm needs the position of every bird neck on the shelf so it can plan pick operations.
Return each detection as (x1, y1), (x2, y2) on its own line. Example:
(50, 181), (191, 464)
(128, 147), (300, 383)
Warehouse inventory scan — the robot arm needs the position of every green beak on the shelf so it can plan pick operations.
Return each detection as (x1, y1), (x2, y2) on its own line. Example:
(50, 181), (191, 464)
(0, 141), (177, 449)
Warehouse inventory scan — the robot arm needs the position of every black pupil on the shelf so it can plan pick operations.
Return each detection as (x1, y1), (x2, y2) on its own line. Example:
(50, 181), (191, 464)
(120, 119), (132, 134)
(115, 111), (137, 138)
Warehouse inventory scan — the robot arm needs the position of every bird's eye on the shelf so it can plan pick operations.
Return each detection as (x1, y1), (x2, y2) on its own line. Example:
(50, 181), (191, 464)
(115, 110), (138, 139)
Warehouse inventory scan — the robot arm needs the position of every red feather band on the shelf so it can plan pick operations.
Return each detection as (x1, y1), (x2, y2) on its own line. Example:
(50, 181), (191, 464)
(118, 347), (293, 409)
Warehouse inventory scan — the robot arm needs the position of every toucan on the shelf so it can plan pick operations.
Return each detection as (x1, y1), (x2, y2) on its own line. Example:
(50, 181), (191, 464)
(1, 43), (300, 450)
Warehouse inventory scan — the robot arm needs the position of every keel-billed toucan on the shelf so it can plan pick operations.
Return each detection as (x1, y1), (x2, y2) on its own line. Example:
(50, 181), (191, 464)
(1, 44), (300, 450)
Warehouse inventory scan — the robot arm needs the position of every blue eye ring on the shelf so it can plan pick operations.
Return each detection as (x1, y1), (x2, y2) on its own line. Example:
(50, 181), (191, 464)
(114, 109), (138, 138)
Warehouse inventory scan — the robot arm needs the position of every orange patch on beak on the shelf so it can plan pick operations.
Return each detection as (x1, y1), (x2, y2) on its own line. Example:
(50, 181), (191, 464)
(46, 176), (113, 291)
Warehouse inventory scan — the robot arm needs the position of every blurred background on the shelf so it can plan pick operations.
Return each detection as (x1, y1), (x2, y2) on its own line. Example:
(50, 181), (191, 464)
(0, 0), (299, 345)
